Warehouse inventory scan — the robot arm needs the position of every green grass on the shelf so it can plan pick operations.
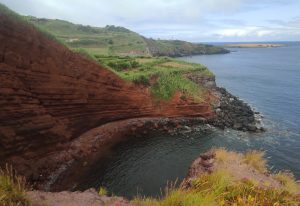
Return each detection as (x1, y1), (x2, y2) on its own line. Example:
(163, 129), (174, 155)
(25, 16), (149, 56)
(73, 48), (97, 62)
(0, 3), (64, 46)
(0, 3), (24, 21)
(92, 54), (211, 101)
(0, 165), (30, 206)
(151, 74), (203, 101)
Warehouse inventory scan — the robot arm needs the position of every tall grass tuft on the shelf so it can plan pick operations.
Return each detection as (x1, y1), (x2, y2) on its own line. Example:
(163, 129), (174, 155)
(98, 186), (107, 196)
(243, 150), (267, 173)
(0, 164), (30, 206)
(274, 171), (300, 195)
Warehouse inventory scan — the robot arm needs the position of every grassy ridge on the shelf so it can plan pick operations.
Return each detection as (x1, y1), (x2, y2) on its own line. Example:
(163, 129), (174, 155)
(25, 16), (151, 56)
(25, 16), (229, 57)
(145, 38), (229, 57)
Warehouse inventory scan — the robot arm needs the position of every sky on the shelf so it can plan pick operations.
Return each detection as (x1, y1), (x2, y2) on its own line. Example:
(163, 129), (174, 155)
(1, 0), (300, 42)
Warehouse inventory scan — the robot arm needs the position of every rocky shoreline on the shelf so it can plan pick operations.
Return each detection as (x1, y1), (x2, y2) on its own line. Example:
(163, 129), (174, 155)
(186, 73), (264, 132)
(210, 87), (264, 132)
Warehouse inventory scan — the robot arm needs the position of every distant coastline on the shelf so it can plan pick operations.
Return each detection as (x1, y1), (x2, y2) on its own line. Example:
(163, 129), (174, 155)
(223, 43), (285, 48)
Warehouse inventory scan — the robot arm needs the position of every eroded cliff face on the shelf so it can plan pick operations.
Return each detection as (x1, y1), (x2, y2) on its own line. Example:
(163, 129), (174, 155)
(0, 14), (214, 179)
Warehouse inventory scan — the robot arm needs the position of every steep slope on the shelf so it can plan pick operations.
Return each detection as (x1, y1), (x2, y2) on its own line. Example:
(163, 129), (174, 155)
(26, 16), (229, 56)
(0, 6), (214, 182)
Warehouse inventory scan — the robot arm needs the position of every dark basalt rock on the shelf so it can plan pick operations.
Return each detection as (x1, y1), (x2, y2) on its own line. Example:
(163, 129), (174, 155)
(210, 87), (264, 132)
(186, 73), (264, 132)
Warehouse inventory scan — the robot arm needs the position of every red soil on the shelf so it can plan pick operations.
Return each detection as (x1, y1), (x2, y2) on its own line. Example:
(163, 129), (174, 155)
(0, 13), (214, 184)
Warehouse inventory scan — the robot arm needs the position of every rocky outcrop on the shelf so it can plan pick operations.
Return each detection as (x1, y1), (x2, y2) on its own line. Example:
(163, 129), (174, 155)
(182, 149), (285, 190)
(211, 87), (264, 132)
(0, 12), (214, 183)
(186, 72), (264, 132)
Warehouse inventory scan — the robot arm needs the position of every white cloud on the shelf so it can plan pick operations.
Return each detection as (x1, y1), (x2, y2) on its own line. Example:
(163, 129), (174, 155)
(1, 0), (300, 41)
(213, 26), (300, 41)
(215, 27), (273, 37)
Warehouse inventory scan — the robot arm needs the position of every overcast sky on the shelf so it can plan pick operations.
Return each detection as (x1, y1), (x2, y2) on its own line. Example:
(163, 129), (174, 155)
(1, 0), (300, 42)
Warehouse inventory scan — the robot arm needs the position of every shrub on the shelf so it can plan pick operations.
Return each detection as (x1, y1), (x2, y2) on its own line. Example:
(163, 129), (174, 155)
(130, 60), (140, 68)
(133, 75), (150, 86)
(108, 39), (114, 45)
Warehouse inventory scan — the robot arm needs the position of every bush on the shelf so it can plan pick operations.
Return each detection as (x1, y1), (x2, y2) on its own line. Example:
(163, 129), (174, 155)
(133, 75), (150, 86)
(130, 60), (140, 68)
(108, 39), (114, 45)
(151, 74), (203, 102)
(107, 60), (132, 71)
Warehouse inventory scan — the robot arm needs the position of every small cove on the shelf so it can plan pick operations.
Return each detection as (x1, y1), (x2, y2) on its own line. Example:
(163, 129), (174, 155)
(74, 42), (300, 198)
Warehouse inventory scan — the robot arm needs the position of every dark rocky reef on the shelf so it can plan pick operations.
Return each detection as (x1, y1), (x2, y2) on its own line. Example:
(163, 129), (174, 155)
(211, 87), (264, 132)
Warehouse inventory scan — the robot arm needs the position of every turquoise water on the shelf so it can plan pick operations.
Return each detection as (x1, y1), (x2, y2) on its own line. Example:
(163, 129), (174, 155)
(77, 42), (300, 198)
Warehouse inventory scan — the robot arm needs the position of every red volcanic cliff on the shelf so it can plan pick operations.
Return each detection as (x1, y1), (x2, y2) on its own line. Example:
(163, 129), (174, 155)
(0, 13), (214, 182)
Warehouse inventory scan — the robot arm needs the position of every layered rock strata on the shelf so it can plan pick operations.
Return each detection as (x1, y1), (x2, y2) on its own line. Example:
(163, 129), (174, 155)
(0, 13), (213, 183)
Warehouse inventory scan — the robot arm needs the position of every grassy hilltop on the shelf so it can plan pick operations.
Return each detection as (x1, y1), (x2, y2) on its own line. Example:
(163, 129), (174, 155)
(25, 16), (229, 57)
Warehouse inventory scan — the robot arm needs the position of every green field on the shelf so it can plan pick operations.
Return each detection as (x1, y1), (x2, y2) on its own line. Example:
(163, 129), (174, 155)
(26, 16), (229, 57)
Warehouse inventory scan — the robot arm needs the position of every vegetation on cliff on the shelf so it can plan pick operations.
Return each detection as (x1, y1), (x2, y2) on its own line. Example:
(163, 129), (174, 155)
(74, 51), (212, 102)
(25, 16), (229, 57)
(133, 149), (300, 206)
